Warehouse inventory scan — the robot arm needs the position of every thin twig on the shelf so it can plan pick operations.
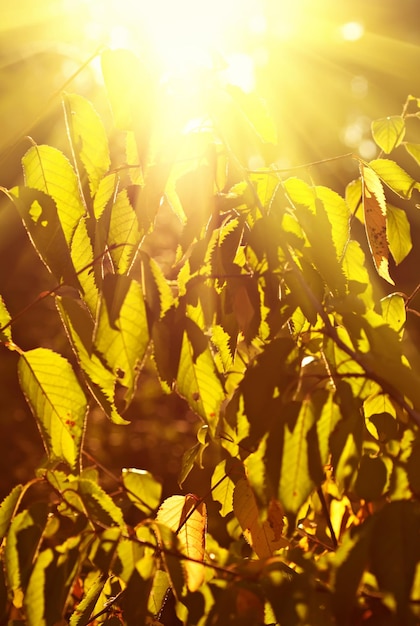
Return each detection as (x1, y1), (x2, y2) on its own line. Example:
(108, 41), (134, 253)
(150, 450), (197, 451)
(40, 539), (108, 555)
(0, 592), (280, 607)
(82, 451), (156, 514)
(0, 239), (124, 335)
(247, 152), (356, 175)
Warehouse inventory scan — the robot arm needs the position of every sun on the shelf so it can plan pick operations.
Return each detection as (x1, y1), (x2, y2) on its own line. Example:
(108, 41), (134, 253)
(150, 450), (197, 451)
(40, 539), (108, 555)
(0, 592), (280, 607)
(76, 0), (285, 91)
(1, 0), (400, 174)
(80, 1), (256, 101)
(74, 0), (356, 158)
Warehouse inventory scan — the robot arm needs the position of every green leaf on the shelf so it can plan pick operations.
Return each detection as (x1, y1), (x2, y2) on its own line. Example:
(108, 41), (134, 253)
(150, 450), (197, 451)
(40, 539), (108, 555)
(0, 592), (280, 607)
(341, 240), (374, 309)
(152, 305), (184, 388)
(284, 177), (348, 294)
(69, 573), (106, 626)
(93, 172), (118, 220)
(165, 128), (220, 226)
(179, 425), (209, 487)
(63, 92), (111, 198)
(238, 336), (299, 447)
(5, 502), (49, 605)
(316, 185), (351, 258)
(249, 170), (279, 210)
(329, 382), (364, 494)
(403, 142), (420, 167)
(23, 549), (53, 626)
(380, 293), (405, 335)
(0, 295), (12, 343)
(332, 519), (374, 624)
(367, 412), (398, 443)
(345, 177), (362, 215)
(6, 186), (78, 287)
(364, 390), (397, 421)
(314, 391), (342, 467)
(70, 216), (99, 315)
(357, 319), (420, 413)
(56, 296), (128, 425)
(22, 144), (85, 245)
(360, 164), (393, 284)
(284, 260), (323, 326)
(108, 188), (143, 274)
(261, 559), (311, 626)
(18, 348), (87, 470)
(150, 522), (185, 602)
(156, 494), (206, 592)
(369, 158), (418, 199)
(211, 460), (235, 517)
(278, 397), (319, 516)
(122, 469), (162, 514)
(140, 251), (174, 321)
(371, 116), (405, 153)
(148, 569), (171, 617)
(120, 565), (155, 625)
(114, 537), (145, 583)
(94, 275), (150, 407)
(283, 176), (315, 207)
(210, 324), (234, 375)
(0, 485), (23, 544)
(44, 470), (84, 519)
(386, 203), (412, 265)
(371, 501), (420, 621)
(90, 527), (121, 573)
(25, 536), (82, 626)
(176, 322), (225, 431)
(178, 443), (205, 488)
(324, 328), (369, 399)
(78, 479), (125, 528)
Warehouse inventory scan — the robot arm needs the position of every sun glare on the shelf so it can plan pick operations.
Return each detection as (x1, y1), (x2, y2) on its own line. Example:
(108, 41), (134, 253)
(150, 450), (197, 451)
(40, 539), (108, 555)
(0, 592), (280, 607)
(2, 0), (410, 173)
(339, 21), (365, 42)
(80, 0), (266, 78)
(71, 0), (382, 164)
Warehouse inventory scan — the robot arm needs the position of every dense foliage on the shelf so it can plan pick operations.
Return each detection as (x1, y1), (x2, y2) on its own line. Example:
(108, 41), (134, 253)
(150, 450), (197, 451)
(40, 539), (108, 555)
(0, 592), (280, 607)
(1, 47), (420, 625)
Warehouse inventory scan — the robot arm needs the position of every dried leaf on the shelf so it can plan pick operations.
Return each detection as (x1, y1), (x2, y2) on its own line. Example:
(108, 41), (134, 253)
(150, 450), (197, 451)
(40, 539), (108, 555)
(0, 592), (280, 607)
(233, 478), (288, 558)
(360, 164), (394, 284)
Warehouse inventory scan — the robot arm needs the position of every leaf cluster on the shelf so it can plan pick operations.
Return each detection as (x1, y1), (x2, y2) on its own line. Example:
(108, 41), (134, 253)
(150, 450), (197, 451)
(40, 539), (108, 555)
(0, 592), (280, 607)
(1, 50), (420, 625)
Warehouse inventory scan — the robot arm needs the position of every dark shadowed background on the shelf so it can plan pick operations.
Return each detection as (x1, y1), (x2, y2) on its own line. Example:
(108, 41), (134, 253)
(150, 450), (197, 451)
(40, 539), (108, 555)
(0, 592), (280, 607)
(1, 0), (420, 499)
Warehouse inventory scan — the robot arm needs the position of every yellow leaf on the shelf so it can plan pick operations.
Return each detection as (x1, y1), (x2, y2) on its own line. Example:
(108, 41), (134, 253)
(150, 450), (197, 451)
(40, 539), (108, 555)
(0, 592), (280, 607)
(386, 203), (412, 265)
(360, 164), (394, 284)
(369, 158), (417, 199)
(233, 478), (288, 558)
(380, 293), (406, 336)
(156, 494), (206, 592)
(22, 145), (85, 246)
(211, 460), (235, 517)
(371, 116), (405, 153)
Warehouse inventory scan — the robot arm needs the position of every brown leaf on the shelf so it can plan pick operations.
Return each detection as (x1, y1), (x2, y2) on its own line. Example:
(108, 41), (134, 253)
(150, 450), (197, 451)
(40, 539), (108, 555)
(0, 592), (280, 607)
(360, 164), (394, 284)
(233, 479), (288, 559)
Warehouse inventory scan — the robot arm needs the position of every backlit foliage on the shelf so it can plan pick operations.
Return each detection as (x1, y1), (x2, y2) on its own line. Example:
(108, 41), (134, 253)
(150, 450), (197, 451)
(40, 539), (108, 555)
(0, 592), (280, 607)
(1, 49), (420, 625)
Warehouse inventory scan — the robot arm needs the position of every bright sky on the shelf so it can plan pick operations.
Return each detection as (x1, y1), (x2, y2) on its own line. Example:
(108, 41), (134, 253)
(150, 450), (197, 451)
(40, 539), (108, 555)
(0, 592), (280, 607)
(0, 0), (416, 168)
